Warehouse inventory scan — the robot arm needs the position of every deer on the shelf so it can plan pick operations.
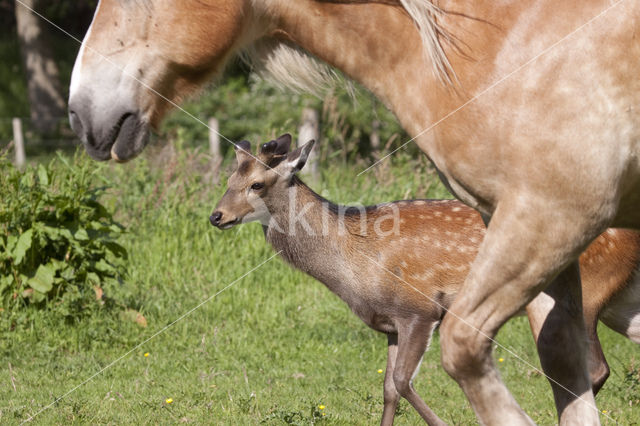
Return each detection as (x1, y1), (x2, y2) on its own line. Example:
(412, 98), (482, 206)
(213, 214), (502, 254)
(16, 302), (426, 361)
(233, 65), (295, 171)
(210, 134), (640, 426)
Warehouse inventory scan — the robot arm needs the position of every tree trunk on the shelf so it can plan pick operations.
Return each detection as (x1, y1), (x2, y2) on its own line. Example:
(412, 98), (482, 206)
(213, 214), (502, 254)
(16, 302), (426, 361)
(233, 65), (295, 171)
(15, 0), (66, 133)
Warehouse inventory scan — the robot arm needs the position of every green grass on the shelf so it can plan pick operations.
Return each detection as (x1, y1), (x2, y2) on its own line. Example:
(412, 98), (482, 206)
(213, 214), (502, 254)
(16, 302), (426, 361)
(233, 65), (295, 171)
(0, 146), (638, 425)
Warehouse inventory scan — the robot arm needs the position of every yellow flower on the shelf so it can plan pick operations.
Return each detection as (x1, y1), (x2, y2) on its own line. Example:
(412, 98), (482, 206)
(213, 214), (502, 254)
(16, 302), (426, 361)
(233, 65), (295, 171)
(322, 413), (326, 417)
(602, 410), (608, 414)
(144, 352), (149, 357)
(318, 405), (325, 410)
(165, 398), (173, 404)
(498, 358), (504, 363)
(377, 369), (383, 374)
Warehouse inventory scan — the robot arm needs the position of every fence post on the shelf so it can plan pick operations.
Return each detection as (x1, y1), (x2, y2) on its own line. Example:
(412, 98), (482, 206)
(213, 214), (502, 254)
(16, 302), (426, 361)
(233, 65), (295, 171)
(12, 118), (26, 169)
(370, 119), (381, 151)
(208, 117), (222, 183)
(298, 108), (319, 181)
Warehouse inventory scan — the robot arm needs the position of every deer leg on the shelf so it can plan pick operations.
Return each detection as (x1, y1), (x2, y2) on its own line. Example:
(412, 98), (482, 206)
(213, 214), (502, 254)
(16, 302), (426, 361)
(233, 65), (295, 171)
(381, 334), (400, 426)
(392, 320), (445, 426)
(439, 202), (601, 425)
(528, 290), (610, 396)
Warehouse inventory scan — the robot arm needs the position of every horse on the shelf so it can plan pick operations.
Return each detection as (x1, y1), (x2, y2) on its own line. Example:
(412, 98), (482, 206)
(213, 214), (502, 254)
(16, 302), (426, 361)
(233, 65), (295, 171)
(68, 1), (640, 424)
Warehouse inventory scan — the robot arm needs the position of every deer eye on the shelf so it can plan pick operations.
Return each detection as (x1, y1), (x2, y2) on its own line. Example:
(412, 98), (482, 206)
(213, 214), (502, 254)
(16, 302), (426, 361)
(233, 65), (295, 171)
(250, 182), (264, 191)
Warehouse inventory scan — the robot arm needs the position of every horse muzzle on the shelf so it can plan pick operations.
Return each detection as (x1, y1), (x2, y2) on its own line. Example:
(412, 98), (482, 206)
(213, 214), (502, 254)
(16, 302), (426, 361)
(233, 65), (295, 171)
(69, 95), (149, 162)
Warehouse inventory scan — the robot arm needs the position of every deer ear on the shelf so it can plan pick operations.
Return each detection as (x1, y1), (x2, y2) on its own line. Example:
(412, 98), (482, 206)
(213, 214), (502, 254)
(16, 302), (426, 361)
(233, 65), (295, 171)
(274, 134), (292, 155)
(260, 133), (291, 157)
(285, 139), (315, 174)
(235, 140), (252, 159)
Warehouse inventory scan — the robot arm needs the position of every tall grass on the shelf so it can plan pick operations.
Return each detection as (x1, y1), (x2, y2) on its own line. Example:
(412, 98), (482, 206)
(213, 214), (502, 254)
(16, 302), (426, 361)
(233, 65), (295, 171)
(0, 145), (637, 425)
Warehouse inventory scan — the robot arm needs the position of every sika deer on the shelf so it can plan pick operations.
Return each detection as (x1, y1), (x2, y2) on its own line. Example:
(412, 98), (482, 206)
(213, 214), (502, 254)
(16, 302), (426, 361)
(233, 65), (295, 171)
(210, 134), (640, 425)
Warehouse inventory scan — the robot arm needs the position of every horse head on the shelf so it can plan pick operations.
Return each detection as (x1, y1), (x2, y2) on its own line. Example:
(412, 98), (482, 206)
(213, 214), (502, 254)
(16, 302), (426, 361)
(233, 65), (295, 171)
(68, 0), (252, 161)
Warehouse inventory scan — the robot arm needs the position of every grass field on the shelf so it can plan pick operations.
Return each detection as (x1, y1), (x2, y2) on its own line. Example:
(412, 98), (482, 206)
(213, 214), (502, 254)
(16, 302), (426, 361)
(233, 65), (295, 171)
(1, 145), (638, 425)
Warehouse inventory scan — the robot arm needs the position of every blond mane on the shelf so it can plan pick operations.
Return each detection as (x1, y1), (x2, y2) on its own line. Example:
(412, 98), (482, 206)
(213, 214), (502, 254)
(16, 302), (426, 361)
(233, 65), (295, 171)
(241, 0), (455, 95)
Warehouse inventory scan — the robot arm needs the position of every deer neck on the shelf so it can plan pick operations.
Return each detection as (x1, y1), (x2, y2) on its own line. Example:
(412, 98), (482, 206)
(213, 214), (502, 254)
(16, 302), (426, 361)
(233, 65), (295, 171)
(262, 176), (354, 289)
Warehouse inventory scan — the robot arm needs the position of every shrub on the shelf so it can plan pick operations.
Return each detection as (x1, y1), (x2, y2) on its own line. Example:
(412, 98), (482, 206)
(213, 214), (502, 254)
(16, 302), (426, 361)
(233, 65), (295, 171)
(0, 151), (127, 318)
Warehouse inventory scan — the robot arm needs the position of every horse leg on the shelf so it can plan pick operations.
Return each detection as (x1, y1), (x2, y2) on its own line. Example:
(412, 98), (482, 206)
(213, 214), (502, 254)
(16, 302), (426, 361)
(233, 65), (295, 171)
(527, 290), (610, 397)
(439, 202), (601, 425)
(392, 320), (445, 426)
(381, 334), (400, 426)
(586, 325), (609, 395)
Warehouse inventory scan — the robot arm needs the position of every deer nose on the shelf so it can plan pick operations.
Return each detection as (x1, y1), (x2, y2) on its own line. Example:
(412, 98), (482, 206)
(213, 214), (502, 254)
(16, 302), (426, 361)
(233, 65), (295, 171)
(210, 211), (223, 227)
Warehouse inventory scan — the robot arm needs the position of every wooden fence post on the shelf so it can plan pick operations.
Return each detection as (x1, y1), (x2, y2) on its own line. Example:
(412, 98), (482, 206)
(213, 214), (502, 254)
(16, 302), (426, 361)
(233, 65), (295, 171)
(12, 118), (26, 169)
(298, 108), (319, 180)
(208, 117), (222, 183)
(370, 119), (381, 151)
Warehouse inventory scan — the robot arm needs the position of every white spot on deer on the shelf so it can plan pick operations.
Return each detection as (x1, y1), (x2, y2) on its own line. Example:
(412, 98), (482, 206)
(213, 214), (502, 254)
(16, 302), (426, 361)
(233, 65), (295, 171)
(452, 207), (461, 212)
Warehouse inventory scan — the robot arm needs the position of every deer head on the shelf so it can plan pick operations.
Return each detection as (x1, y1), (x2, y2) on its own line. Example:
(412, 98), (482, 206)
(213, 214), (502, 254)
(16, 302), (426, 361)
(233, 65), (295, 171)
(210, 134), (315, 229)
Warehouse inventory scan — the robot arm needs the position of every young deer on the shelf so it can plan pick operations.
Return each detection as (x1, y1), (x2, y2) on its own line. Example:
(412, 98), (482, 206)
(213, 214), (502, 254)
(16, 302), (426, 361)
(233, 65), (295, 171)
(210, 135), (640, 426)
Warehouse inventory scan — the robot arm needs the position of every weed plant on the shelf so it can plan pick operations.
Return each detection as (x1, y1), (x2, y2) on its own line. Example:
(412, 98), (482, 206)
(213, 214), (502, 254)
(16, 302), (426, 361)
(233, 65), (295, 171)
(0, 152), (127, 319)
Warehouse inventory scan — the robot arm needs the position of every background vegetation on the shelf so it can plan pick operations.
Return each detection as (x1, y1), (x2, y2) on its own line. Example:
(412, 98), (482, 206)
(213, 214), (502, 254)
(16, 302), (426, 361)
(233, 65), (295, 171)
(0, 146), (637, 425)
(0, 1), (638, 425)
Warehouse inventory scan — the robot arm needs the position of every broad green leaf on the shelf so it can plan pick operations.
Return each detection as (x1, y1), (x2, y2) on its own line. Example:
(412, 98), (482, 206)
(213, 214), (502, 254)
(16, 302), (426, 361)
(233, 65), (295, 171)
(13, 229), (33, 265)
(0, 274), (14, 292)
(31, 290), (46, 303)
(94, 259), (112, 272)
(37, 164), (49, 185)
(5, 235), (17, 252)
(28, 264), (55, 294)
(60, 266), (75, 281)
(41, 225), (61, 240)
(74, 228), (89, 241)
(104, 241), (128, 259)
(58, 228), (73, 240)
(86, 272), (100, 284)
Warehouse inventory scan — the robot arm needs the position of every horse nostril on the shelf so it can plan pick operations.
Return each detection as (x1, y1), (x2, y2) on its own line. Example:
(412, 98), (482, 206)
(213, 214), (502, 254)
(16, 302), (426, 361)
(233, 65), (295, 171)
(210, 211), (223, 226)
(68, 109), (84, 137)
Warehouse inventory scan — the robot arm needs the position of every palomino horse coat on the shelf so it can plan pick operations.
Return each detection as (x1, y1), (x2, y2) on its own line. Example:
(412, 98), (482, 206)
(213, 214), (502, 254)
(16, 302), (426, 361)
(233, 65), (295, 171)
(68, 1), (640, 424)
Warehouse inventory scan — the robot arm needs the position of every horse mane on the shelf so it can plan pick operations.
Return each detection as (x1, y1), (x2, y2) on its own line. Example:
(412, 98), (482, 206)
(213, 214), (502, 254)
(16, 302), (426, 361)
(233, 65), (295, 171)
(240, 0), (456, 96)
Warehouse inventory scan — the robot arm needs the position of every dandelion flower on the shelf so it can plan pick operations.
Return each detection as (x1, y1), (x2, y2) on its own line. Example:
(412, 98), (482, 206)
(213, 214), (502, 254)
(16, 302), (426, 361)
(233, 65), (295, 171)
(602, 410), (608, 414)
(318, 405), (325, 410)
(498, 358), (504, 363)
(144, 352), (149, 357)
(377, 369), (383, 374)
(165, 398), (173, 404)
